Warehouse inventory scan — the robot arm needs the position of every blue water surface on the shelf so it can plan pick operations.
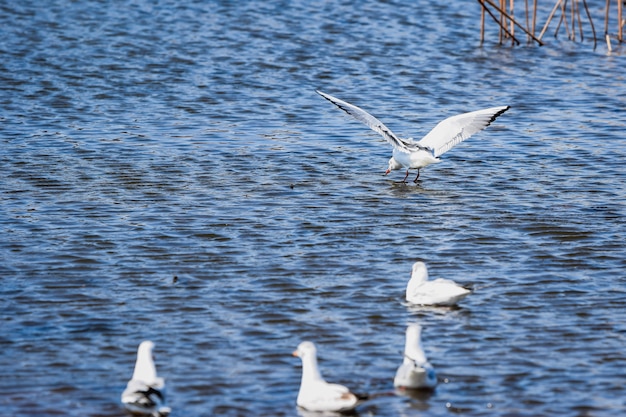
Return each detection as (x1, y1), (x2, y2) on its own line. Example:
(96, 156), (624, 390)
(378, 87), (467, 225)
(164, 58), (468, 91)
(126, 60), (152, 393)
(1, 1), (625, 416)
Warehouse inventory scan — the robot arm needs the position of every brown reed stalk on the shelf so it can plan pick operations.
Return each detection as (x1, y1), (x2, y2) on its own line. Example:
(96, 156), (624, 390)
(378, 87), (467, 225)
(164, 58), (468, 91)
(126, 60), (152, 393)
(604, 0), (610, 34)
(525, 0), (530, 43)
(576, 0), (584, 41)
(570, 0), (576, 40)
(479, 0), (522, 44)
(533, 0), (538, 37)
(582, 0), (597, 48)
(555, 7), (564, 37)
(562, 0), (571, 40)
(481, 0), (486, 44)
(500, 0), (506, 42)
(482, 0), (544, 44)
(539, 0), (564, 40)
(480, 0), (599, 47)
(572, 0), (578, 40)
(510, 0), (516, 45)
(618, 0), (623, 41)
(563, 0), (576, 41)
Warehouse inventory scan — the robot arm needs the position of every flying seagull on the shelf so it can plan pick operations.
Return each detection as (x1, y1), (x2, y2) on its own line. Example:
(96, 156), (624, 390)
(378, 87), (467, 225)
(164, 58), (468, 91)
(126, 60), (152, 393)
(316, 90), (509, 182)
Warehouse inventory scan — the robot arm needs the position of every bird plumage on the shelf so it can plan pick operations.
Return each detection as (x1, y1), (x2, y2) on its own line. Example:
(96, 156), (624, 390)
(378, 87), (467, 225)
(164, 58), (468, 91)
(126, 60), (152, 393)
(406, 261), (471, 306)
(121, 341), (171, 417)
(316, 90), (509, 182)
(293, 341), (367, 413)
(394, 324), (437, 390)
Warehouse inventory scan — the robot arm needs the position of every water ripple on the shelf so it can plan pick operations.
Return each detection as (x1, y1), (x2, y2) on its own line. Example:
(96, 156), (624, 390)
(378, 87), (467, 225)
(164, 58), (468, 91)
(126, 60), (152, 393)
(1, 1), (625, 416)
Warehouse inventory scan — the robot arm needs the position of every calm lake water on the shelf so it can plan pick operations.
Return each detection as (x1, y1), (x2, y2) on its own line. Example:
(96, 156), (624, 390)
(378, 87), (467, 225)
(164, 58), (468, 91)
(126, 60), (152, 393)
(1, 1), (625, 416)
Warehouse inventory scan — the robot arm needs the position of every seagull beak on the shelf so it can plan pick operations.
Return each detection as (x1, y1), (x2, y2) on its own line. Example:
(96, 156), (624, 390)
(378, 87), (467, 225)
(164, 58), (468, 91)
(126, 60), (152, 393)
(384, 168), (391, 176)
(292, 350), (299, 357)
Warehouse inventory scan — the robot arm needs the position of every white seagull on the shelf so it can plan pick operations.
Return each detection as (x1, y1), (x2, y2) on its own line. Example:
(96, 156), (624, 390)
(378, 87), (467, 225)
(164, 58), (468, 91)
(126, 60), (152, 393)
(316, 90), (509, 182)
(394, 324), (437, 390)
(406, 261), (471, 306)
(293, 341), (368, 413)
(121, 341), (171, 417)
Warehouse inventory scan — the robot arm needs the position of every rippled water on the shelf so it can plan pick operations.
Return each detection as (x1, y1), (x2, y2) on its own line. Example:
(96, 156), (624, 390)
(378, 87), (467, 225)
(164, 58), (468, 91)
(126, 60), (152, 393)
(1, 1), (625, 416)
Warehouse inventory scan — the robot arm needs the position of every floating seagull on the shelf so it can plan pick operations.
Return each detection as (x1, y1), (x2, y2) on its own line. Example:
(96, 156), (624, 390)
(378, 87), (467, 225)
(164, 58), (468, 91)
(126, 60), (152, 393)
(293, 341), (368, 413)
(121, 341), (171, 417)
(394, 324), (437, 390)
(406, 261), (471, 306)
(316, 90), (509, 182)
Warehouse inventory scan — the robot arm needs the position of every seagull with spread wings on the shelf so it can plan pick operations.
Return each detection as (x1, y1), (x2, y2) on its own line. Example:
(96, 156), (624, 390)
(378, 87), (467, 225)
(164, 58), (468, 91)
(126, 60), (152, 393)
(316, 90), (509, 182)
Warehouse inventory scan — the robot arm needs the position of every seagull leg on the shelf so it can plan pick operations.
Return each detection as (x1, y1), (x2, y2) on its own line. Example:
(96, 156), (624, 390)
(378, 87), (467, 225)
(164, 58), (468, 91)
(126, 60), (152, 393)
(398, 169), (409, 183)
(413, 169), (420, 183)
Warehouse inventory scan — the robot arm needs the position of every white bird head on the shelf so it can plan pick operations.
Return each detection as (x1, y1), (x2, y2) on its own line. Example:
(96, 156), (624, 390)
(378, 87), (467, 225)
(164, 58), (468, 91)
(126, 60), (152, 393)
(385, 157), (402, 175)
(293, 341), (323, 382)
(410, 261), (429, 282)
(406, 261), (429, 300)
(293, 341), (317, 360)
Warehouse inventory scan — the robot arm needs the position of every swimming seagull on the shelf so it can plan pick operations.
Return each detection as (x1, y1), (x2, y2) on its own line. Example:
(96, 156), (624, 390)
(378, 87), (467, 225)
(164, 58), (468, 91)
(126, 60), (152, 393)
(121, 341), (171, 417)
(406, 261), (471, 306)
(316, 90), (509, 182)
(293, 341), (368, 413)
(394, 324), (437, 390)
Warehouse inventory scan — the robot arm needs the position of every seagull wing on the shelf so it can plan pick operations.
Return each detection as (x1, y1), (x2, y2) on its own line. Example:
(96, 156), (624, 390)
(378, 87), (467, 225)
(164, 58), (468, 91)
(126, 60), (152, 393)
(316, 90), (426, 153)
(317, 383), (361, 412)
(407, 280), (471, 306)
(417, 106), (510, 157)
(300, 380), (363, 412)
(122, 380), (165, 408)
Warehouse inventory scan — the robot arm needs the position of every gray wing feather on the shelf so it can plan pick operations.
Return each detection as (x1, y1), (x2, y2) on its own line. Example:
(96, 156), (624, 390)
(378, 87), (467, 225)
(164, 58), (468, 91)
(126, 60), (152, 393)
(316, 90), (428, 153)
(418, 106), (510, 157)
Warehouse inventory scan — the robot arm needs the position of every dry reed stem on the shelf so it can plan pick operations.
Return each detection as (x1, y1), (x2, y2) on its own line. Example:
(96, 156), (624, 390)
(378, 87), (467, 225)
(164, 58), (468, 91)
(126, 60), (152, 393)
(561, 0), (571, 40)
(525, 0), (531, 43)
(500, 0), (506, 42)
(570, 0), (576, 40)
(582, 0), (597, 48)
(478, 0), (522, 44)
(576, 0), (584, 41)
(605, 0), (610, 34)
(480, 0), (598, 48)
(539, 0), (564, 40)
(510, 0), (516, 44)
(482, 0), (545, 44)
(618, 0), (623, 41)
(555, 7), (565, 37)
(481, 0), (486, 44)
(533, 0), (538, 36)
